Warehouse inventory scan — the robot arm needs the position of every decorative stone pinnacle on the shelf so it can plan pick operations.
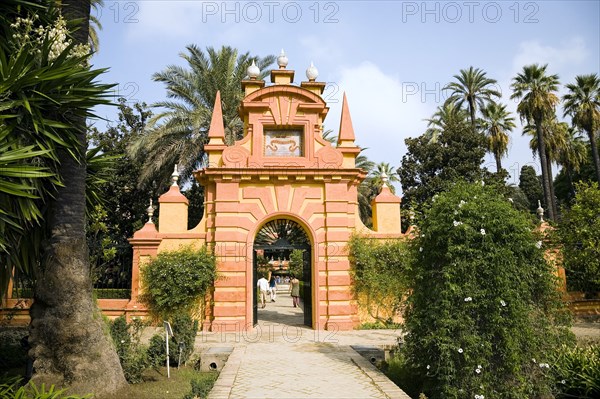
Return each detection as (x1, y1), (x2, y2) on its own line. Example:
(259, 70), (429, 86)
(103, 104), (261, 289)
(247, 60), (260, 79)
(381, 171), (389, 185)
(171, 164), (180, 186)
(536, 200), (544, 222)
(306, 61), (318, 81)
(146, 199), (154, 223)
(277, 49), (288, 69)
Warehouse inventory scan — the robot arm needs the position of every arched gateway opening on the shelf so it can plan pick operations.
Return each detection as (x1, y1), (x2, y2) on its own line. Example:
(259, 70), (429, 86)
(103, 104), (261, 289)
(253, 219), (312, 327)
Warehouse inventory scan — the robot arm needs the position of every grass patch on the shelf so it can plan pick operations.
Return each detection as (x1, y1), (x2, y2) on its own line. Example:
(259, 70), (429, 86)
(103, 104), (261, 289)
(99, 367), (217, 399)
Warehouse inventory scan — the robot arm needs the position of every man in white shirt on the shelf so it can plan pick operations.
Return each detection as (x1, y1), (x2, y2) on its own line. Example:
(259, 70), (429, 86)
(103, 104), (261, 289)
(257, 276), (269, 308)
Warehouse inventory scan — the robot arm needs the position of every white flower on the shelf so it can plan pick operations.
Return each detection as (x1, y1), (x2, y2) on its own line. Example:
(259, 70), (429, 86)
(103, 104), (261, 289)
(120, 340), (125, 343)
(426, 365), (430, 369)
(458, 348), (464, 353)
(475, 368), (481, 374)
(464, 297), (472, 302)
(500, 300), (506, 307)
(477, 364), (482, 369)
(508, 197), (514, 203)
(480, 229), (486, 235)
(459, 200), (466, 208)
(532, 358), (537, 363)
(536, 241), (543, 249)
(454, 210), (458, 215)
(419, 247), (423, 252)
(561, 380), (566, 384)
(453, 220), (463, 227)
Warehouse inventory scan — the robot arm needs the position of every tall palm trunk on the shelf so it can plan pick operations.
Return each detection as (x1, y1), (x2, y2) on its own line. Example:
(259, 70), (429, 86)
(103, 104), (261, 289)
(586, 128), (600, 183)
(468, 98), (477, 131)
(494, 148), (502, 173)
(535, 117), (555, 221)
(545, 154), (558, 219)
(28, 1), (127, 395)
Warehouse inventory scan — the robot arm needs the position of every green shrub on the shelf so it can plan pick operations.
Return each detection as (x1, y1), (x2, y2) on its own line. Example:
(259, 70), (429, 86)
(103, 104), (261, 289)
(552, 342), (600, 398)
(108, 316), (150, 383)
(109, 316), (131, 361)
(557, 182), (600, 295)
(145, 313), (198, 368)
(401, 181), (573, 398)
(349, 236), (410, 325)
(146, 334), (167, 369)
(0, 376), (91, 398)
(170, 312), (198, 365)
(182, 373), (219, 399)
(140, 245), (216, 320)
(0, 328), (28, 369)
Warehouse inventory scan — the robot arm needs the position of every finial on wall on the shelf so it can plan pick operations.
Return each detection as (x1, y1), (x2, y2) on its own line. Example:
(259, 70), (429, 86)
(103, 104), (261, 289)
(536, 200), (544, 222)
(277, 49), (288, 69)
(171, 164), (180, 187)
(146, 199), (154, 224)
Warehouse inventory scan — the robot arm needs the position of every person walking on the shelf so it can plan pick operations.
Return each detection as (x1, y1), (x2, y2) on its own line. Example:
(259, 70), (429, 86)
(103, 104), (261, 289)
(269, 273), (277, 302)
(257, 275), (269, 308)
(289, 275), (300, 308)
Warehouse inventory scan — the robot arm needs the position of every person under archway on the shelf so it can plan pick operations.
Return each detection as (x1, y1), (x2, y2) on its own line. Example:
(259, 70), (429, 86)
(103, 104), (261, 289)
(289, 275), (300, 308)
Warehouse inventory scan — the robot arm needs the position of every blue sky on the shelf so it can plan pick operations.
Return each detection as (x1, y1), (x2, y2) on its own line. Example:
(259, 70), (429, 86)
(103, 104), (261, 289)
(92, 1), (600, 188)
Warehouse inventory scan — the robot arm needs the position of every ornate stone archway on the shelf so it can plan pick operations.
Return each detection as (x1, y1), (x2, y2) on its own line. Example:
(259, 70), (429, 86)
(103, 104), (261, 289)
(128, 60), (404, 331)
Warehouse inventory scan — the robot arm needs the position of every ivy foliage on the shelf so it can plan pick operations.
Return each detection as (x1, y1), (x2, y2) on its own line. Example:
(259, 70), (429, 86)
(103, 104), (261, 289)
(400, 181), (573, 398)
(140, 245), (216, 320)
(348, 235), (410, 325)
(557, 182), (600, 295)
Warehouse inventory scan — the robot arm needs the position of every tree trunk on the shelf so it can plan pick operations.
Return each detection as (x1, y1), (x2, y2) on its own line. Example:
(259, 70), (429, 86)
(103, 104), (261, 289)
(566, 166), (576, 200)
(546, 154), (558, 220)
(587, 127), (600, 183)
(468, 98), (477, 131)
(495, 150), (502, 173)
(28, 1), (127, 396)
(535, 118), (555, 221)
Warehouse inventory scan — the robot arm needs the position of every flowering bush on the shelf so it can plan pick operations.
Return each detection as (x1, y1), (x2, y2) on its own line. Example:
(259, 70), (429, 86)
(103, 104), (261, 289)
(400, 182), (573, 398)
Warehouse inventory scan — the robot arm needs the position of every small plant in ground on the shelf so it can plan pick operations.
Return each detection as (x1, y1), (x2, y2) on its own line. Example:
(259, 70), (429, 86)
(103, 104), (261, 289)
(0, 376), (92, 399)
(182, 373), (219, 399)
(140, 245), (216, 321)
(551, 342), (600, 398)
(400, 181), (573, 398)
(108, 316), (150, 384)
(146, 312), (199, 368)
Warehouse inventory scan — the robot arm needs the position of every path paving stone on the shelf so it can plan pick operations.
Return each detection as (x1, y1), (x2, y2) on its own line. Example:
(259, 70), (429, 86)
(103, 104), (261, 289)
(203, 293), (410, 399)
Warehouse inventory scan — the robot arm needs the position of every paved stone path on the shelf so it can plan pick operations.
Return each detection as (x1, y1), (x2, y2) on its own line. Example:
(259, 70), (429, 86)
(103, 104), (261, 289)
(200, 290), (409, 399)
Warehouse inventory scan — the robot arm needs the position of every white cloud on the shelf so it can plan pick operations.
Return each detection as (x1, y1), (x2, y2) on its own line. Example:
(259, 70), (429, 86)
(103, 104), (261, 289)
(511, 37), (588, 74)
(325, 62), (433, 169)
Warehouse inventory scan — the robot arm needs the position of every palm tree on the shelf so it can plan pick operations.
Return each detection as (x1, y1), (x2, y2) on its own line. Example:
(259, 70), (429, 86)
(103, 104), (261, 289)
(524, 118), (566, 218)
(370, 162), (400, 194)
(563, 74), (600, 183)
(480, 102), (516, 172)
(15, 1), (127, 394)
(322, 128), (337, 144)
(424, 103), (469, 143)
(511, 64), (560, 221)
(89, 0), (103, 52)
(444, 66), (501, 129)
(556, 125), (587, 197)
(130, 45), (275, 185)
